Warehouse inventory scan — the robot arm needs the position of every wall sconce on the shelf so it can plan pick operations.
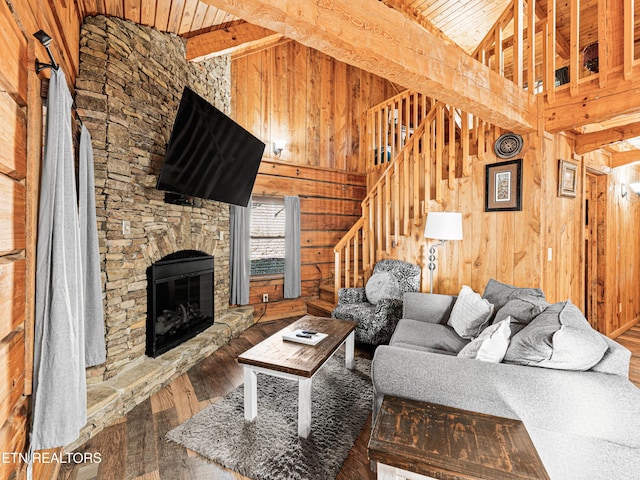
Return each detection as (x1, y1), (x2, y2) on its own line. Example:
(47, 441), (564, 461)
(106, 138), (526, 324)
(33, 30), (59, 73)
(424, 212), (463, 294)
(622, 182), (640, 203)
(273, 140), (286, 158)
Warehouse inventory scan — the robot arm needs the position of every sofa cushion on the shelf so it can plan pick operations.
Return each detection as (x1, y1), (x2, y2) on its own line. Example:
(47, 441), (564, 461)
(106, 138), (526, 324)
(458, 317), (512, 362)
(482, 278), (546, 312)
(447, 285), (494, 339)
(391, 318), (469, 354)
(504, 300), (608, 371)
(365, 271), (401, 304)
(493, 295), (550, 336)
(402, 292), (456, 324)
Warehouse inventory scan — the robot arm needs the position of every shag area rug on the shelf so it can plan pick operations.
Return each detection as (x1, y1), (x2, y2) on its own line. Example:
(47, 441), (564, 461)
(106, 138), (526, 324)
(167, 354), (372, 480)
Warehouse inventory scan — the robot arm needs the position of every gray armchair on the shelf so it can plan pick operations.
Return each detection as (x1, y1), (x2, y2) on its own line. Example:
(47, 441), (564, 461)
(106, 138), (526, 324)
(331, 259), (421, 346)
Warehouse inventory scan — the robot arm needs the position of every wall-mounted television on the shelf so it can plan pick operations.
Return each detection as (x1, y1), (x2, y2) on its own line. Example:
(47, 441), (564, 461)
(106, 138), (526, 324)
(156, 87), (265, 207)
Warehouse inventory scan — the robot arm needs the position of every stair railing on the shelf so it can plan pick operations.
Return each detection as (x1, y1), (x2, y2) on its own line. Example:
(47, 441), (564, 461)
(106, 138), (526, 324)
(335, 94), (491, 300)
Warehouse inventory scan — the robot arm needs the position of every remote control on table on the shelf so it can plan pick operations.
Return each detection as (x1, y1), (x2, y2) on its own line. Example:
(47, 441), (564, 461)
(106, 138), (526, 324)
(296, 333), (312, 338)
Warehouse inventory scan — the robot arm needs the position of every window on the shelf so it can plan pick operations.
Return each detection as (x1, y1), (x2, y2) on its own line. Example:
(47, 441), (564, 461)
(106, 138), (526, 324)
(250, 197), (285, 276)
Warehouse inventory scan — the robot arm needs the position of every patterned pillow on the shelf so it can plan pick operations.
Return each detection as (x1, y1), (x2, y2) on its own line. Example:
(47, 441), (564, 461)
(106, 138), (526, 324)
(447, 285), (495, 339)
(365, 272), (401, 304)
(458, 317), (512, 362)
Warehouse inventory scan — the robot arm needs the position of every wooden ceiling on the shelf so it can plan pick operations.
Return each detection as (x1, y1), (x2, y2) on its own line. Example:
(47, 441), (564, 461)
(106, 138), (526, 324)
(78, 0), (640, 158)
(78, 0), (615, 57)
(79, 0), (237, 35)
(78, 0), (522, 55)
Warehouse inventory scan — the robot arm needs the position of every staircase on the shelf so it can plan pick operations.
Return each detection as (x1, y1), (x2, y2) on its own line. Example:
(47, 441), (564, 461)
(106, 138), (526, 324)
(333, 89), (494, 301)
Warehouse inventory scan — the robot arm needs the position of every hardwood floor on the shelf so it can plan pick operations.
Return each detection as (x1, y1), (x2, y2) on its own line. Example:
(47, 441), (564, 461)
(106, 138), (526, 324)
(58, 321), (640, 480)
(57, 318), (375, 480)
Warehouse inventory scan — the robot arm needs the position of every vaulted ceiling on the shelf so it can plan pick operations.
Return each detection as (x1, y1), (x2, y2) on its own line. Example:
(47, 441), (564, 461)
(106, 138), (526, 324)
(78, 0), (640, 158)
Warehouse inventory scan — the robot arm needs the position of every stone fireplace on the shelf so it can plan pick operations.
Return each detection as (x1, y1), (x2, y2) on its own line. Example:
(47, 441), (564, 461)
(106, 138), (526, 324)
(66, 16), (255, 451)
(75, 15), (237, 382)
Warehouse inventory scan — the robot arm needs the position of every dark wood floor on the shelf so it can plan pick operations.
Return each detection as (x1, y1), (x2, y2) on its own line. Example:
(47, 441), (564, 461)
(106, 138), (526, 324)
(58, 321), (640, 480)
(57, 318), (375, 480)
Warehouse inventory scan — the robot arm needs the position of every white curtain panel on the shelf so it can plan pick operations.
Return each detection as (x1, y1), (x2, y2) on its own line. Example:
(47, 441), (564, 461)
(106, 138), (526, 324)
(284, 196), (301, 298)
(230, 203), (251, 305)
(79, 125), (106, 366)
(31, 68), (87, 453)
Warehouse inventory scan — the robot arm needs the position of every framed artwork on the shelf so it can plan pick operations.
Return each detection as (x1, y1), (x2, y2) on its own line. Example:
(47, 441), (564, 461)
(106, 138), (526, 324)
(558, 159), (578, 197)
(485, 159), (522, 212)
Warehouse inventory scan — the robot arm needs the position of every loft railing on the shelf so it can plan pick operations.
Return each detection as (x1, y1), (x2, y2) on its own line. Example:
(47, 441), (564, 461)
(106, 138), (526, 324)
(472, 0), (638, 101)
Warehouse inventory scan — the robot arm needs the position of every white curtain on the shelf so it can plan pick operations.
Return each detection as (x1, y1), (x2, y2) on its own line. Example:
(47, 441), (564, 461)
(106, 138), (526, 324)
(31, 68), (87, 453)
(79, 125), (106, 366)
(230, 203), (251, 305)
(284, 196), (301, 298)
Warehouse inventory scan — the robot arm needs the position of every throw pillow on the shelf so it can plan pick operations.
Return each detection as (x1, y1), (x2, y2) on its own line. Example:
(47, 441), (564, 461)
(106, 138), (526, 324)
(365, 271), (401, 304)
(458, 317), (512, 362)
(493, 295), (550, 336)
(447, 285), (494, 339)
(482, 279), (546, 312)
(503, 300), (608, 371)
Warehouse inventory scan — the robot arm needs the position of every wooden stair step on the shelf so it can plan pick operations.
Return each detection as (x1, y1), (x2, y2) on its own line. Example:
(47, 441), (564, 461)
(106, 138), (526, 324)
(306, 298), (335, 318)
(319, 283), (335, 303)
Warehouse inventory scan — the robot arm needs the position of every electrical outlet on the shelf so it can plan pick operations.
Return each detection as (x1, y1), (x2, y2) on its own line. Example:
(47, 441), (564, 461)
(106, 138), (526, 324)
(262, 293), (269, 303)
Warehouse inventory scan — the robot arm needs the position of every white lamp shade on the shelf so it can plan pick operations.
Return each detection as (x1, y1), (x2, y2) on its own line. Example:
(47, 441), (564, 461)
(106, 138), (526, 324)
(424, 212), (463, 241)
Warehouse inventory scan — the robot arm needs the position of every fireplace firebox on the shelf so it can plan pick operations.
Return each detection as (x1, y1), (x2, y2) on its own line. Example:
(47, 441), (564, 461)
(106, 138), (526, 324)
(147, 250), (214, 357)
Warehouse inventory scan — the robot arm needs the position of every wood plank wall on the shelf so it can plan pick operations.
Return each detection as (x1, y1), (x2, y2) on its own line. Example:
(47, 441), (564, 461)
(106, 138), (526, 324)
(231, 41), (397, 320)
(232, 41), (399, 172)
(248, 160), (365, 321)
(0, 1), (81, 477)
(388, 125), (638, 338)
(389, 128), (546, 298)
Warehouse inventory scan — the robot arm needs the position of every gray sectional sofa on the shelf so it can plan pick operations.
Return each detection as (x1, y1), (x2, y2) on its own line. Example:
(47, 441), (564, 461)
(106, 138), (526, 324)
(371, 283), (640, 479)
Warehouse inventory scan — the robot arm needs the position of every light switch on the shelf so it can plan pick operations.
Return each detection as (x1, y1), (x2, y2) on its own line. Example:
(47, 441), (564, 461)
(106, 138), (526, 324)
(122, 220), (131, 236)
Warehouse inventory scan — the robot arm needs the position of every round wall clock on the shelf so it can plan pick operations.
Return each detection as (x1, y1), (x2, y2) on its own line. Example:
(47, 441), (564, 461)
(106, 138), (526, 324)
(494, 133), (524, 159)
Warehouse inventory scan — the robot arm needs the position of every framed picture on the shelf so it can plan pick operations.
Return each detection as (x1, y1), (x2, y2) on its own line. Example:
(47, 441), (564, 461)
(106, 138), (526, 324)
(485, 159), (522, 212)
(558, 159), (578, 197)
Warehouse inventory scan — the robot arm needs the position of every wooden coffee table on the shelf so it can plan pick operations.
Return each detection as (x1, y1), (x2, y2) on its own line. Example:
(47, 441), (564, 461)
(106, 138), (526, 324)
(369, 395), (550, 480)
(237, 315), (357, 438)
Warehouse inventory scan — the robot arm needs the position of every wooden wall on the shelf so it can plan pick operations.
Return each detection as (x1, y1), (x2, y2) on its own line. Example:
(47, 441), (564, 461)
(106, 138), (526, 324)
(247, 160), (365, 321)
(388, 124), (639, 339)
(0, 1), (81, 477)
(231, 41), (399, 172)
(231, 41), (397, 320)
(388, 128), (545, 298)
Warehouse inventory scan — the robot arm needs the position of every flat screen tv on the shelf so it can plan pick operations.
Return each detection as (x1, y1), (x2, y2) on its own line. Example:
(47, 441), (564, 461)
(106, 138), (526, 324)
(156, 87), (265, 207)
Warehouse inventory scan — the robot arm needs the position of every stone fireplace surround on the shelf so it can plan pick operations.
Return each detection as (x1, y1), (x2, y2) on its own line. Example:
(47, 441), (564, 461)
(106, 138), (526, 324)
(67, 16), (254, 450)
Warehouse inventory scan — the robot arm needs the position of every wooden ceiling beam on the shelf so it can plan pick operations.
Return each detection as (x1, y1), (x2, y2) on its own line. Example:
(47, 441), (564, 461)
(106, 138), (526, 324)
(200, 0), (534, 133)
(611, 150), (640, 168)
(185, 20), (280, 60)
(545, 70), (640, 132)
(575, 121), (640, 154)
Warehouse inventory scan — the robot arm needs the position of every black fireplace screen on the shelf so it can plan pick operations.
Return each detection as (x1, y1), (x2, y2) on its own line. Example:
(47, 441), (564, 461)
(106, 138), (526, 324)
(146, 250), (214, 357)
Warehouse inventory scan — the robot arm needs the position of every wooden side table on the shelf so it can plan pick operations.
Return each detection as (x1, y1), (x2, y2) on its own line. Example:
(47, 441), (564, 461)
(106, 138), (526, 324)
(368, 395), (550, 480)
